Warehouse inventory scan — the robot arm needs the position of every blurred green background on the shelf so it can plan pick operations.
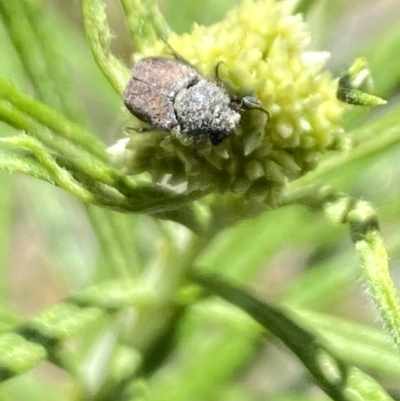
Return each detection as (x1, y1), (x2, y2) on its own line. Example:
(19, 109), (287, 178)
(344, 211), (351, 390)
(1, 0), (400, 400)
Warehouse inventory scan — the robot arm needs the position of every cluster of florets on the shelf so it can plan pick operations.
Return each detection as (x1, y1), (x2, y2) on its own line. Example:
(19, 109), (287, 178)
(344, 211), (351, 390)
(111, 0), (345, 205)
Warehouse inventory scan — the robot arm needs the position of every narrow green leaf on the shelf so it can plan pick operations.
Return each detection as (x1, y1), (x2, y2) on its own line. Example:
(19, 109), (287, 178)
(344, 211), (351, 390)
(0, 148), (54, 183)
(0, 135), (98, 203)
(0, 100), (131, 197)
(0, 172), (13, 301)
(288, 308), (400, 378)
(82, 0), (130, 94)
(85, 205), (139, 278)
(0, 132), (208, 221)
(0, 0), (62, 111)
(345, 368), (395, 401)
(0, 78), (105, 160)
(119, 0), (170, 51)
(0, 277), (154, 382)
(295, 0), (320, 14)
(282, 253), (359, 310)
(366, 23), (400, 96)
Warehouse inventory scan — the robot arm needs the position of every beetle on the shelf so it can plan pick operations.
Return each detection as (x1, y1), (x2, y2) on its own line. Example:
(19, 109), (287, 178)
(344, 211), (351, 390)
(123, 56), (266, 145)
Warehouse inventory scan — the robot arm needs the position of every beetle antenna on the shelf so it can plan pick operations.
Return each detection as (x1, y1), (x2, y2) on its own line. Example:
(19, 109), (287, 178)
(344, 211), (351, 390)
(160, 39), (195, 67)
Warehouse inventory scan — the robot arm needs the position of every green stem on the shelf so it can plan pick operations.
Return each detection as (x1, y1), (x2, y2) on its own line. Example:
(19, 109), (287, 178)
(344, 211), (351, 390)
(348, 201), (400, 352)
(290, 185), (400, 354)
(191, 271), (395, 401)
(191, 271), (346, 401)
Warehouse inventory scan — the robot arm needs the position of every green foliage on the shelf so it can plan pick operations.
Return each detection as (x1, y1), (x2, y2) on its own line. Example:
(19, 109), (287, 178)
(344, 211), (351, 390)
(0, 0), (400, 400)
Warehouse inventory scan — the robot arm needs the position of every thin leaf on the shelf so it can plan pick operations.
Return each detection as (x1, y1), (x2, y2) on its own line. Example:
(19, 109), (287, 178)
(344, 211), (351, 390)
(82, 0), (130, 94)
(192, 271), (394, 401)
(0, 78), (105, 160)
(119, 0), (170, 51)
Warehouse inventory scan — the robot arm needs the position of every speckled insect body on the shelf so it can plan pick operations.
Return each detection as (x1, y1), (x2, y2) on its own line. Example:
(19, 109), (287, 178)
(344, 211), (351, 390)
(123, 56), (262, 145)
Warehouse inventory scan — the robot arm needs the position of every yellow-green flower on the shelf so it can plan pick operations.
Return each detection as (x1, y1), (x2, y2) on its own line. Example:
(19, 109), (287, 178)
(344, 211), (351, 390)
(112, 0), (345, 206)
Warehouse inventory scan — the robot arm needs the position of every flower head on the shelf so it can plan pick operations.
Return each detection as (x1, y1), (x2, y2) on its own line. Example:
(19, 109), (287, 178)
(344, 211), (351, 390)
(114, 0), (345, 206)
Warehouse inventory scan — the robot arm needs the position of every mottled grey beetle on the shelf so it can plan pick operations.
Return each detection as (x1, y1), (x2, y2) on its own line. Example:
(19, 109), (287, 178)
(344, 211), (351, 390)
(123, 56), (266, 145)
